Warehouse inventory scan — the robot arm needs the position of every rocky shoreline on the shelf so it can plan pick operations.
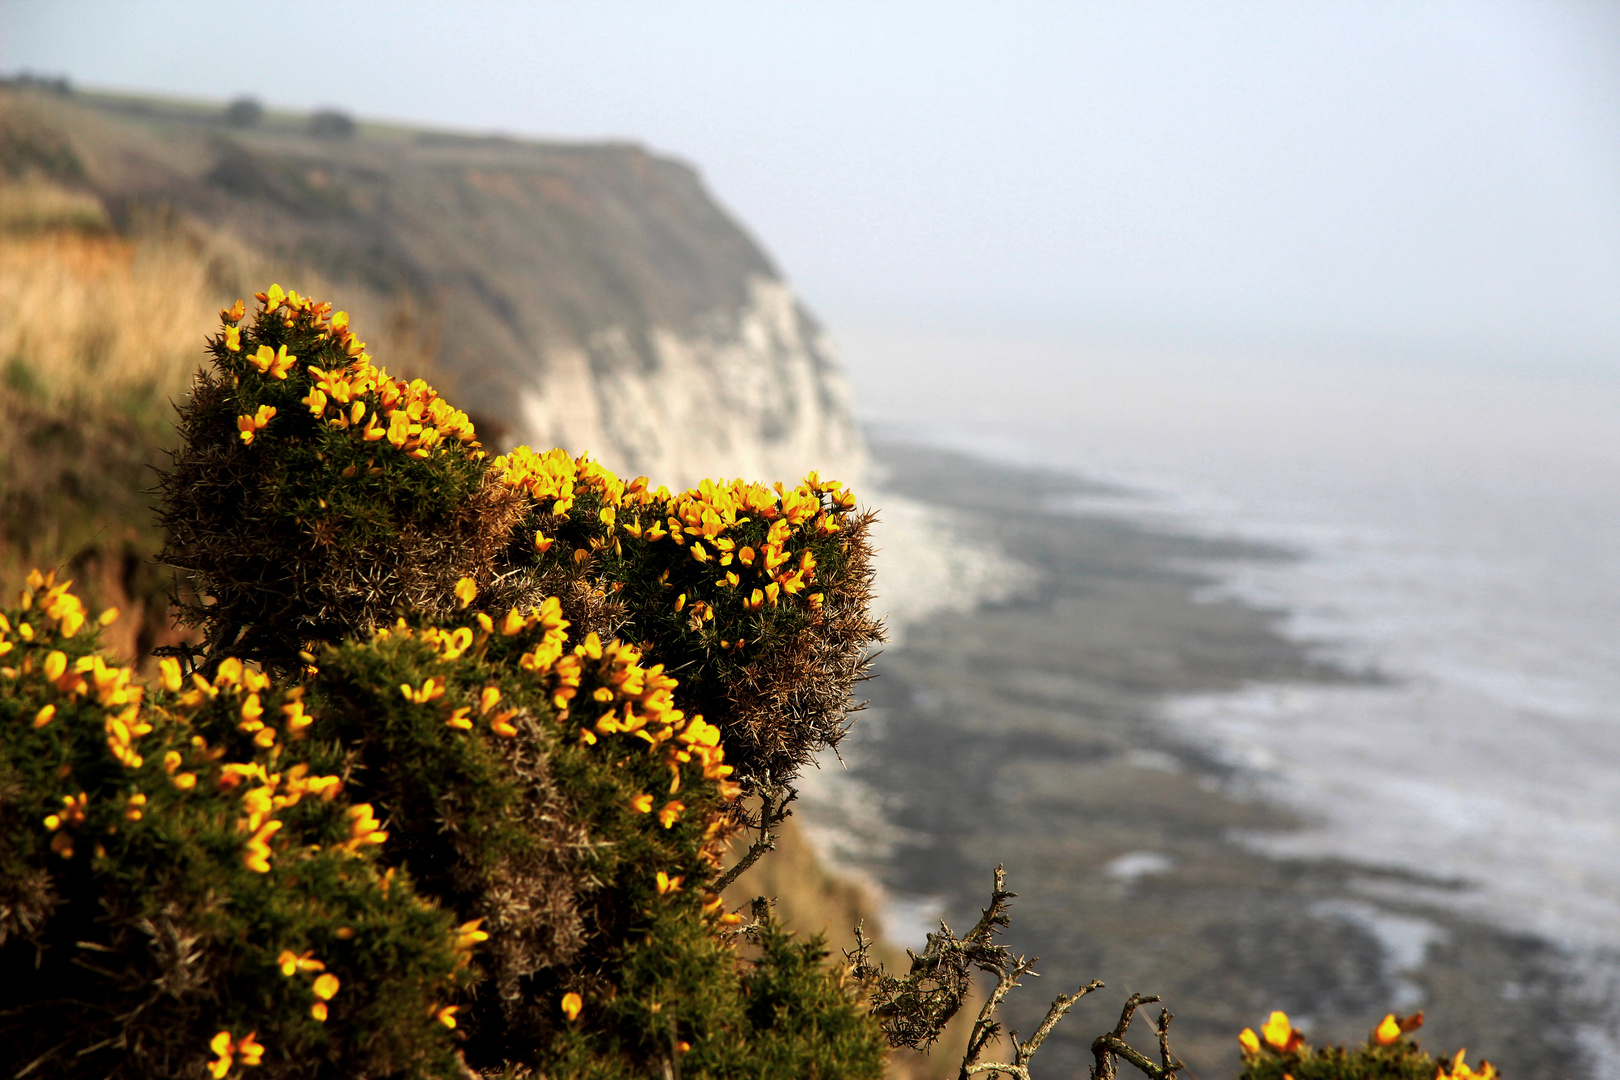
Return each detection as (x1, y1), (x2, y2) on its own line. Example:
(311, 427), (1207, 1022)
(807, 437), (1592, 1079)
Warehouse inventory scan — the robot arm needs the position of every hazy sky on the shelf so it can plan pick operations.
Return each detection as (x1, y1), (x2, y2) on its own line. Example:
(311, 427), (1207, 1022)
(4, 1), (1619, 373)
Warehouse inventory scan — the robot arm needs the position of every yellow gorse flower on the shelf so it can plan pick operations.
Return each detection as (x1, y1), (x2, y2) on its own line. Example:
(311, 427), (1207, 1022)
(20, 570), (90, 638)
(242, 819), (282, 873)
(399, 677), (446, 704)
(158, 656), (184, 692)
(561, 991), (583, 1021)
(1439, 1048), (1498, 1080)
(237, 404), (276, 445)
(450, 918), (489, 969)
(249, 343), (297, 379)
(338, 803), (387, 853)
(227, 287), (482, 466)
(278, 949), (326, 976)
(207, 1030), (264, 1078)
(1260, 1010), (1301, 1053)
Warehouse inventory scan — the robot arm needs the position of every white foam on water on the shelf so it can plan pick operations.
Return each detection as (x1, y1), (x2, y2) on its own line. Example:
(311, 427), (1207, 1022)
(865, 347), (1620, 959)
(861, 487), (1036, 644)
(1105, 850), (1179, 883)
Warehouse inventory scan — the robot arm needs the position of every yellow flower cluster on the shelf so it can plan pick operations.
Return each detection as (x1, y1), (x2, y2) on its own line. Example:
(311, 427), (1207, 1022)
(207, 1030), (265, 1077)
(222, 758), (345, 873)
(8, 568), (97, 641)
(506, 597), (571, 678)
(163, 656), (349, 873)
(452, 918), (489, 968)
(369, 594), (739, 813)
(1371, 1010), (1425, 1046)
(179, 657), (285, 747)
(277, 950), (341, 1021)
(1238, 1010), (1467, 1074)
(491, 450), (853, 621)
(557, 632), (738, 799)
(339, 803), (389, 854)
(237, 404), (276, 445)
(41, 791), (87, 859)
(1239, 1011), (1304, 1056)
(227, 285), (481, 462)
(1437, 1048), (1498, 1080)
(491, 446), (600, 516)
(4, 573), (148, 859)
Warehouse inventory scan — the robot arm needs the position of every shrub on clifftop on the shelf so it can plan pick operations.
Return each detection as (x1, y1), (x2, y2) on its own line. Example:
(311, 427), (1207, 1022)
(0, 287), (886, 1079)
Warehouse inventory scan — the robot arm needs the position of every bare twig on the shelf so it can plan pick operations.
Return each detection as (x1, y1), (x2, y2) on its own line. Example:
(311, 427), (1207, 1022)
(1089, 994), (1184, 1080)
(961, 978), (1106, 1079)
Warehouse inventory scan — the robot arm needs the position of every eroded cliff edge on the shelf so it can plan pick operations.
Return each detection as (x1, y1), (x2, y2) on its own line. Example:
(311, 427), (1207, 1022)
(1, 86), (863, 489)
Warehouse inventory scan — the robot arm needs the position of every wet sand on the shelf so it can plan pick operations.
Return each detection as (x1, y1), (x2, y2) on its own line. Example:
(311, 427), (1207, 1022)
(824, 439), (1588, 1079)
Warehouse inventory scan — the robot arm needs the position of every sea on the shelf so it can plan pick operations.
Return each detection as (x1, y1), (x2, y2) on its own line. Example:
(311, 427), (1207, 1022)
(844, 337), (1620, 1066)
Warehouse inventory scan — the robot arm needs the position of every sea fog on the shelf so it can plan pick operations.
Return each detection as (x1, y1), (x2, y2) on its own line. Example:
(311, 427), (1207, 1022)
(833, 329), (1620, 1069)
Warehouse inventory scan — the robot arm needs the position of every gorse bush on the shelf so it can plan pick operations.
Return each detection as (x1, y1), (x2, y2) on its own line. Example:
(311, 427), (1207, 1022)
(0, 287), (887, 1079)
(159, 285), (879, 787)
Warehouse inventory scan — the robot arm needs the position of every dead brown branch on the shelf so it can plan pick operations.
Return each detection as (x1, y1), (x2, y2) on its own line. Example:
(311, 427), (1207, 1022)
(1089, 993), (1184, 1080)
(713, 782), (796, 893)
(850, 866), (1185, 1080)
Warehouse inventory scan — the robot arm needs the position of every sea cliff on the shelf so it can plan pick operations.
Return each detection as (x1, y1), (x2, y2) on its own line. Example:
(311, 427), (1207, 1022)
(0, 84), (863, 488)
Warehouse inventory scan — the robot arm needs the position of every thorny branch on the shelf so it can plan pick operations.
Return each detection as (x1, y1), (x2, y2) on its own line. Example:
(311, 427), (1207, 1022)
(848, 866), (1017, 1052)
(848, 866), (1184, 1080)
(712, 782), (796, 894)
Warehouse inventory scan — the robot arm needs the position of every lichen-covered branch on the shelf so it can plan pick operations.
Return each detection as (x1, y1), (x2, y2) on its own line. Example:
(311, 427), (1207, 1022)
(850, 866), (1188, 1080)
(849, 866), (1020, 1052)
(960, 977), (1106, 1080)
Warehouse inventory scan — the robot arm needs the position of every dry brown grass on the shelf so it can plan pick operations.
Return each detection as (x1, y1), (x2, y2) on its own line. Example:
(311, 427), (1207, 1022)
(0, 180), (439, 655)
(0, 184), (441, 414)
(0, 180), (109, 233)
(0, 228), (220, 409)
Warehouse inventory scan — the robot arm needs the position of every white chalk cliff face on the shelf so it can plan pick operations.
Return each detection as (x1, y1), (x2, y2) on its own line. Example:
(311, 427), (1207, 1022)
(520, 277), (865, 491)
(18, 90), (867, 493)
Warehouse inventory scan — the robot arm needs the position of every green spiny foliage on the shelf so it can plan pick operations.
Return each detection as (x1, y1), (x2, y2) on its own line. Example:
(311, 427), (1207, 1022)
(536, 901), (884, 1080)
(0, 573), (467, 1080)
(0, 286), (887, 1079)
(158, 288), (509, 674)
